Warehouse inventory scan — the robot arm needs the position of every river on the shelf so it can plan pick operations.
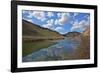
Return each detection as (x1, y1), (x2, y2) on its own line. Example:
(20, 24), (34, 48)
(22, 38), (81, 62)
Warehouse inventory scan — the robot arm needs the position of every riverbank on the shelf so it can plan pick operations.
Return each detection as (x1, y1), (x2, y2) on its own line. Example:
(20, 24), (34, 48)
(22, 34), (90, 60)
(22, 39), (61, 57)
(23, 36), (65, 42)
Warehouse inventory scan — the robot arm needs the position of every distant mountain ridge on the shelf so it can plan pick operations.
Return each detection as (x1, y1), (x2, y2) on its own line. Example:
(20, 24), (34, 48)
(63, 32), (81, 37)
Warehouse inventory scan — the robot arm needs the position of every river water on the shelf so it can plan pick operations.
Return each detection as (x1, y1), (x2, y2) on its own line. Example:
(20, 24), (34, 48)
(22, 38), (81, 62)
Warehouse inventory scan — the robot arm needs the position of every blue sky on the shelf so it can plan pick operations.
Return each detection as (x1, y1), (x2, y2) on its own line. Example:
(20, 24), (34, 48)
(22, 10), (90, 34)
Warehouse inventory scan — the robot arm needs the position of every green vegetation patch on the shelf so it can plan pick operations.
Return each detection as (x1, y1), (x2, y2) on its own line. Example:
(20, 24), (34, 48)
(22, 40), (56, 57)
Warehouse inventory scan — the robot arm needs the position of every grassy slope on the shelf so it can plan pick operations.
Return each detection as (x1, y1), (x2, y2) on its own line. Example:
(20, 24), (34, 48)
(22, 20), (64, 38)
(22, 20), (64, 57)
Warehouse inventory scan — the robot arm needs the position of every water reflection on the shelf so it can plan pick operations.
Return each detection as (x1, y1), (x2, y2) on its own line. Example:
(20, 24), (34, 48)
(22, 38), (81, 62)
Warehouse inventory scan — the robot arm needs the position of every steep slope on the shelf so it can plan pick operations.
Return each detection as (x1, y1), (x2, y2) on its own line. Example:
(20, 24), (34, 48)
(22, 20), (64, 57)
(71, 26), (90, 59)
(22, 19), (64, 38)
(83, 26), (90, 37)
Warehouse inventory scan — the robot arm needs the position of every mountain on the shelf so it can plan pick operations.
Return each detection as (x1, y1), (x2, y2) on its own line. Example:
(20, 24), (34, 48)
(63, 32), (81, 37)
(83, 26), (90, 37)
(66, 27), (90, 59)
(22, 20), (64, 38)
(22, 20), (65, 57)
(72, 26), (90, 59)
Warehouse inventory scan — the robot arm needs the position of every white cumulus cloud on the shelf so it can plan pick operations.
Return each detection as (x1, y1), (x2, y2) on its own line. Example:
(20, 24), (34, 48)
(23, 17), (33, 23)
(54, 19), (59, 25)
(57, 13), (61, 18)
(27, 12), (33, 18)
(47, 12), (54, 17)
(22, 10), (46, 21)
(42, 19), (54, 29)
(71, 14), (90, 32)
(55, 27), (64, 31)
(73, 13), (79, 17)
(58, 13), (70, 25)
(55, 27), (67, 34)
(32, 11), (46, 21)
(22, 10), (28, 14)
(71, 19), (89, 31)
